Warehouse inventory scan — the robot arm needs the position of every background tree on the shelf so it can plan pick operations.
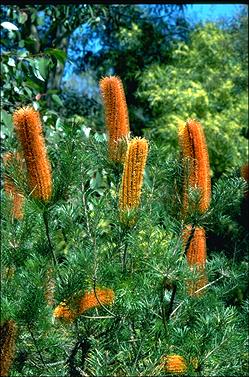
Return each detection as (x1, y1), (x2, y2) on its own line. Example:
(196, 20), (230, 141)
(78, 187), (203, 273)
(0, 4), (187, 149)
(136, 19), (248, 179)
(60, 4), (189, 132)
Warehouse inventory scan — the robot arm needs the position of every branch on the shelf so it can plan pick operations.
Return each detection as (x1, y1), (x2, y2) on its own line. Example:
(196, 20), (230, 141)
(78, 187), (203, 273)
(170, 274), (226, 319)
(27, 324), (47, 369)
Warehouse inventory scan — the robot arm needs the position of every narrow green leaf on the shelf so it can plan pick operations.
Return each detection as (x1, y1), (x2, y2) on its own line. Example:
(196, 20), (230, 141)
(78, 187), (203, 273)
(25, 79), (41, 91)
(1, 110), (13, 128)
(29, 60), (45, 82)
(37, 58), (49, 80)
(52, 94), (63, 107)
(44, 48), (67, 65)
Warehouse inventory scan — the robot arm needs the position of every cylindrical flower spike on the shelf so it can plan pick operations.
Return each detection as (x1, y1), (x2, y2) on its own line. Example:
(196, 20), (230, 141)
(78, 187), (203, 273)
(78, 287), (115, 314)
(3, 152), (25, 220)
(183, 225), (208, 296)
(13, 106), (52, 201)
(99, 76), (130, 162)
(162, 355), (187, 374)
(0, 320), (17, 377)
(178, 119), (211, 214)
(53, 288), (115, 323)
(240, 164), (249, 226)
(119, 137), (148, 225)
(44, 268), (56, 306)
(240, 164), (249, 182)
(53, 301), (76, 323)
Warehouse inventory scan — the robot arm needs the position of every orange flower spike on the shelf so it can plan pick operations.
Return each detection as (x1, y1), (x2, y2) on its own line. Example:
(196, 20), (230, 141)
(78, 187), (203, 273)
(78, 288), (115, 314)
(183, 226), (208, 296)
(13, 106), (52, 201)
(99, 76), (130, 162)
(0, 320), (17, 377)
(163, 355), (187, 374)
(53, 289), (114, 322)
(119, 137), (149, 220)
(3, 152), (24, 220)
(53, 302), (76, 323)
(178, 119), (211, 213)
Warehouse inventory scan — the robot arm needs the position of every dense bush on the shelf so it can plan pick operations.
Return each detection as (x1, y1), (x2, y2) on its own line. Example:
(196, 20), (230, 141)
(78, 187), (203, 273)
(137, 23), (248, 178)
(1, 5), (248, 377)
(1, 85), (248, 376)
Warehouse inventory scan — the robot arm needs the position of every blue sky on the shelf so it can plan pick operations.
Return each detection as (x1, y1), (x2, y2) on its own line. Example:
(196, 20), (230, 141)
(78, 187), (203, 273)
(185, 4), (244, 23)
(62, 4), (245, 90)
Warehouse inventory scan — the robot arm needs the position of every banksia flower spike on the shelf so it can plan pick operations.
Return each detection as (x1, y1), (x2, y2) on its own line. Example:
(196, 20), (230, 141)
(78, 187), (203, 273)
(13, 106), (52, 201)
(78, 287), (115, 314)
(240, 164), (249, 182)
(44, 268), (56, 306)
(99, 76), (130, 162)
(53, 302), (76, 323)
(241, 163), (249, 199)
(183, 225), (208, 296)
(53, 288), (115, 323)
(178, 119), (211, 214)
(119, 137), (149, 225)
(3, 152), (24, 220)
(162, 355), (187, 374)
(0, 320), (17, 377)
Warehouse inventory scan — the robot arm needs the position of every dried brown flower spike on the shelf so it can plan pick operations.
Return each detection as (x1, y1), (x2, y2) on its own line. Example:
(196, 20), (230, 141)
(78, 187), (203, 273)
(99, 76), (130, 162)
(0, 320), (17, 377)
(44, 268), (56, 306)
(13, 106), (52, 201)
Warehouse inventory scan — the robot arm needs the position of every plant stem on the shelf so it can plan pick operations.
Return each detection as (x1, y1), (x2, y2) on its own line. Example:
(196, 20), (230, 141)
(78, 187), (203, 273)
(28, 324), (46, 369)
(43, 210), (57, 266)
(122, 236), (129, 273)
(43, 209), (62, 281)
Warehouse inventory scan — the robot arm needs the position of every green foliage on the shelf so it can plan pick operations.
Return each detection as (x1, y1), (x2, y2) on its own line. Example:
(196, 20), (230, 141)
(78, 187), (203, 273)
(67, 4), (188, 135)
(0, 4), (104, 149)
(137, 22), (248, 178)
(1, 5), (248, 377)
(1, 112), (248, 376)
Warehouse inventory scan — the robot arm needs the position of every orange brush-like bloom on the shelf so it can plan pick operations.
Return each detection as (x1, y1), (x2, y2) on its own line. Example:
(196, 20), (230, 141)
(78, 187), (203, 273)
(162, 355), (187, 374)
(3, 152), (24, 220)
(99, 76), (130, 162)
(78, 288), (115, 314)
(13, 106), (52, 201)
(0, 320), (17, 377)
(53, 288), (115, 322)
(178, 119), (211, 214)
(183, 225), (208, 296)
(119, 137), (149, 225)
(53, 302), (76, 323)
